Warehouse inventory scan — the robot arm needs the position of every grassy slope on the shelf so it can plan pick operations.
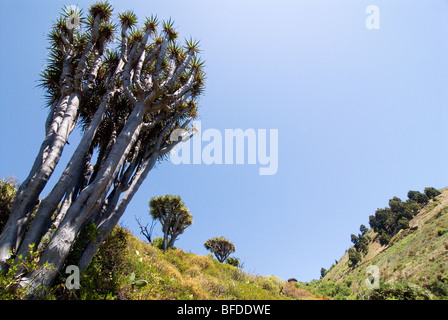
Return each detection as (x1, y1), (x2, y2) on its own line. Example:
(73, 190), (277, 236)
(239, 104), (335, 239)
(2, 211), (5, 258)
(316, 188), (448, 299)
(77, 228), (321, 300)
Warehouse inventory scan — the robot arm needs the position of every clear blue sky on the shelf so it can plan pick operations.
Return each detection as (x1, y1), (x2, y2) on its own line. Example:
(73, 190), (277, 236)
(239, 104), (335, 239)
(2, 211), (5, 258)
(1, 0), (448, 282)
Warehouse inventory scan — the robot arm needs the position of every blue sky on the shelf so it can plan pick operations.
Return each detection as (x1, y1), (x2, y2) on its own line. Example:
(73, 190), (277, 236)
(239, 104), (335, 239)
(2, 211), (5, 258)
(1, 0), (448, 282)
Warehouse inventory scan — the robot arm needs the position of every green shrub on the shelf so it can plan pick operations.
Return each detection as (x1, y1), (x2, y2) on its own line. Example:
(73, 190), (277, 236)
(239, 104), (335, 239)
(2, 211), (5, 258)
(152, 237), (164, 250)
(0, 177), (18, 234)
(0, 244), (54, 300)
(424, 187), (441, 199)
(368, 281), (434, 300)
(256, 277), (278, 292)
(397, 217), (410, 230)
(407, 191), (429, 205)
(369, 194), (423, 246)
(426, 279), (448, 298)
(225, 257), (241, 268)
(71, 227), (128, 300)
(348, 248), (361, 267)
(320, 268), (327, 279)
(436, 227), (447, 237)
(315, 280), (352, 300)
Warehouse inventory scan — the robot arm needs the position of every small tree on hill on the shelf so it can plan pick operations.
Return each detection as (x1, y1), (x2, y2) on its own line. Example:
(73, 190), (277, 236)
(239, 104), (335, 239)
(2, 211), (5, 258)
(424, 187), (441, 199)
(204, 237), (236, 263)
(320, 267), (327, 279)
(360, 224), (368, 236)
(407, 191), (429, 205)
(348, 247), (361, 267)
(351, 227), (370, 257)
(149, 195), (193, 251)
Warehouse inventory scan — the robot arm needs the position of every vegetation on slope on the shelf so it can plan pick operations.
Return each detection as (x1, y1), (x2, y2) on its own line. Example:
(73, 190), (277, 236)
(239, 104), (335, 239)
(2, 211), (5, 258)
(306, 187), (448, 300)
(0, 177), (321, 300)
(0, 222), (321, 300)
(4, 175), (447, 300)
(69, 227), (323, 300)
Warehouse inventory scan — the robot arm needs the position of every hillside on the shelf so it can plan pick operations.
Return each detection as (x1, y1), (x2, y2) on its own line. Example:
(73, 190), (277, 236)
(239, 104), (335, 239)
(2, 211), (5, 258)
(299, 188), (448, 300)
(3, 178), (447, 300)
(54, 227), (322, 300)
(1, 178), (321, 300)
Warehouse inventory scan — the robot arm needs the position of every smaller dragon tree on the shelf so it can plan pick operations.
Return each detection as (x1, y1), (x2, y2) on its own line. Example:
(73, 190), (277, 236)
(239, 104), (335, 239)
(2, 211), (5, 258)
(204, 236), (236, 263)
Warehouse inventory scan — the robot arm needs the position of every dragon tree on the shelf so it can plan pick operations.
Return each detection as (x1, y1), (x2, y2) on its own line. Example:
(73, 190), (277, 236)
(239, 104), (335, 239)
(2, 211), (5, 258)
(149, 195), (193, 251)
(0, 2), (205, 298)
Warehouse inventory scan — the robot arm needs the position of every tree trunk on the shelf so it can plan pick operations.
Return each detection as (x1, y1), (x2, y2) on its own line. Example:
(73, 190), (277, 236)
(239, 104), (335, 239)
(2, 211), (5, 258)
(23, 101), (148, 295)
(0, 93), (80, 272)
(78, 151), (159, 271)
(16, 90), (114, 257)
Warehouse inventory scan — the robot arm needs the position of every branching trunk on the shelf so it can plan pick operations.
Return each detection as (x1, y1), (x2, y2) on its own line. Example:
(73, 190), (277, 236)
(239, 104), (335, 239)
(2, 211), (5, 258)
(16, 89), (118, 258)
(1, 4), (205, 298)
(0, 7), (113, 271)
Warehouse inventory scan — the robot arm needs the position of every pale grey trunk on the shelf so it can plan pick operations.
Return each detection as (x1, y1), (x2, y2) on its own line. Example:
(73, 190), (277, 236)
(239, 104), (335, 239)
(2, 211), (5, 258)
(162, 202), (174, 252)
(16, 91), (113, 257)
(78, 152), (159, 271)
(0, 93), (80, 272)
(23, 102), (148, 295)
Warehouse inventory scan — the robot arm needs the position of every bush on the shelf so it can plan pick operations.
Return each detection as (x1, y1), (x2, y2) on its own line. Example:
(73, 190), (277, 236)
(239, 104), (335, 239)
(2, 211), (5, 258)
(320, 268), (327, 279)
(397, 217), (410, 230)
(0, 177), (18, 234)
(368, 281), (434, 300)
(348, 248), (361, 267)
(66, 227), (128, 300)
(426, 279), (448, 298)
(225, 257), (241, 268)
(0, 244), (53, 300)
(436, 227), (448, 237)
(378, 231), (392, 246)
(314, 280), (352, 300)
(152, 237), (164, 250)
(424, 187), (441, 199)
(407, 191), (429, 205)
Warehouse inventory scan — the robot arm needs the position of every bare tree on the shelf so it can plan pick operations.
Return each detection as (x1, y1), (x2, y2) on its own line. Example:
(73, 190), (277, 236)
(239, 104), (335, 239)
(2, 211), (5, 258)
(135, 216), (157, 244)
(0, 2), (205, 298)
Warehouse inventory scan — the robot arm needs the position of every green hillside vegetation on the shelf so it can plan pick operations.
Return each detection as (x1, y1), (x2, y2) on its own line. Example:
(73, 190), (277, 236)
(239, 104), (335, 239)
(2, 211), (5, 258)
(299, 187), (448, 300)
(0, 177), (322, 300)
(27, 227), (322, 300)
(0, 180), (312, 300)
(2, 176), (448, 300)
(72, 228), (322, 300)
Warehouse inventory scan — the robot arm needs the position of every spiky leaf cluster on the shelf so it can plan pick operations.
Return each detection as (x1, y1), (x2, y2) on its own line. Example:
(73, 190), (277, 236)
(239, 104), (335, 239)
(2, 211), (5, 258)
(40, 1), (205, 176)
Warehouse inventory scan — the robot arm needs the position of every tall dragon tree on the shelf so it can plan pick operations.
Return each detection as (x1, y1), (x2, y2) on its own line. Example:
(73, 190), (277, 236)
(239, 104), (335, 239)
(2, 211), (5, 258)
(0, 2), (205, 298)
